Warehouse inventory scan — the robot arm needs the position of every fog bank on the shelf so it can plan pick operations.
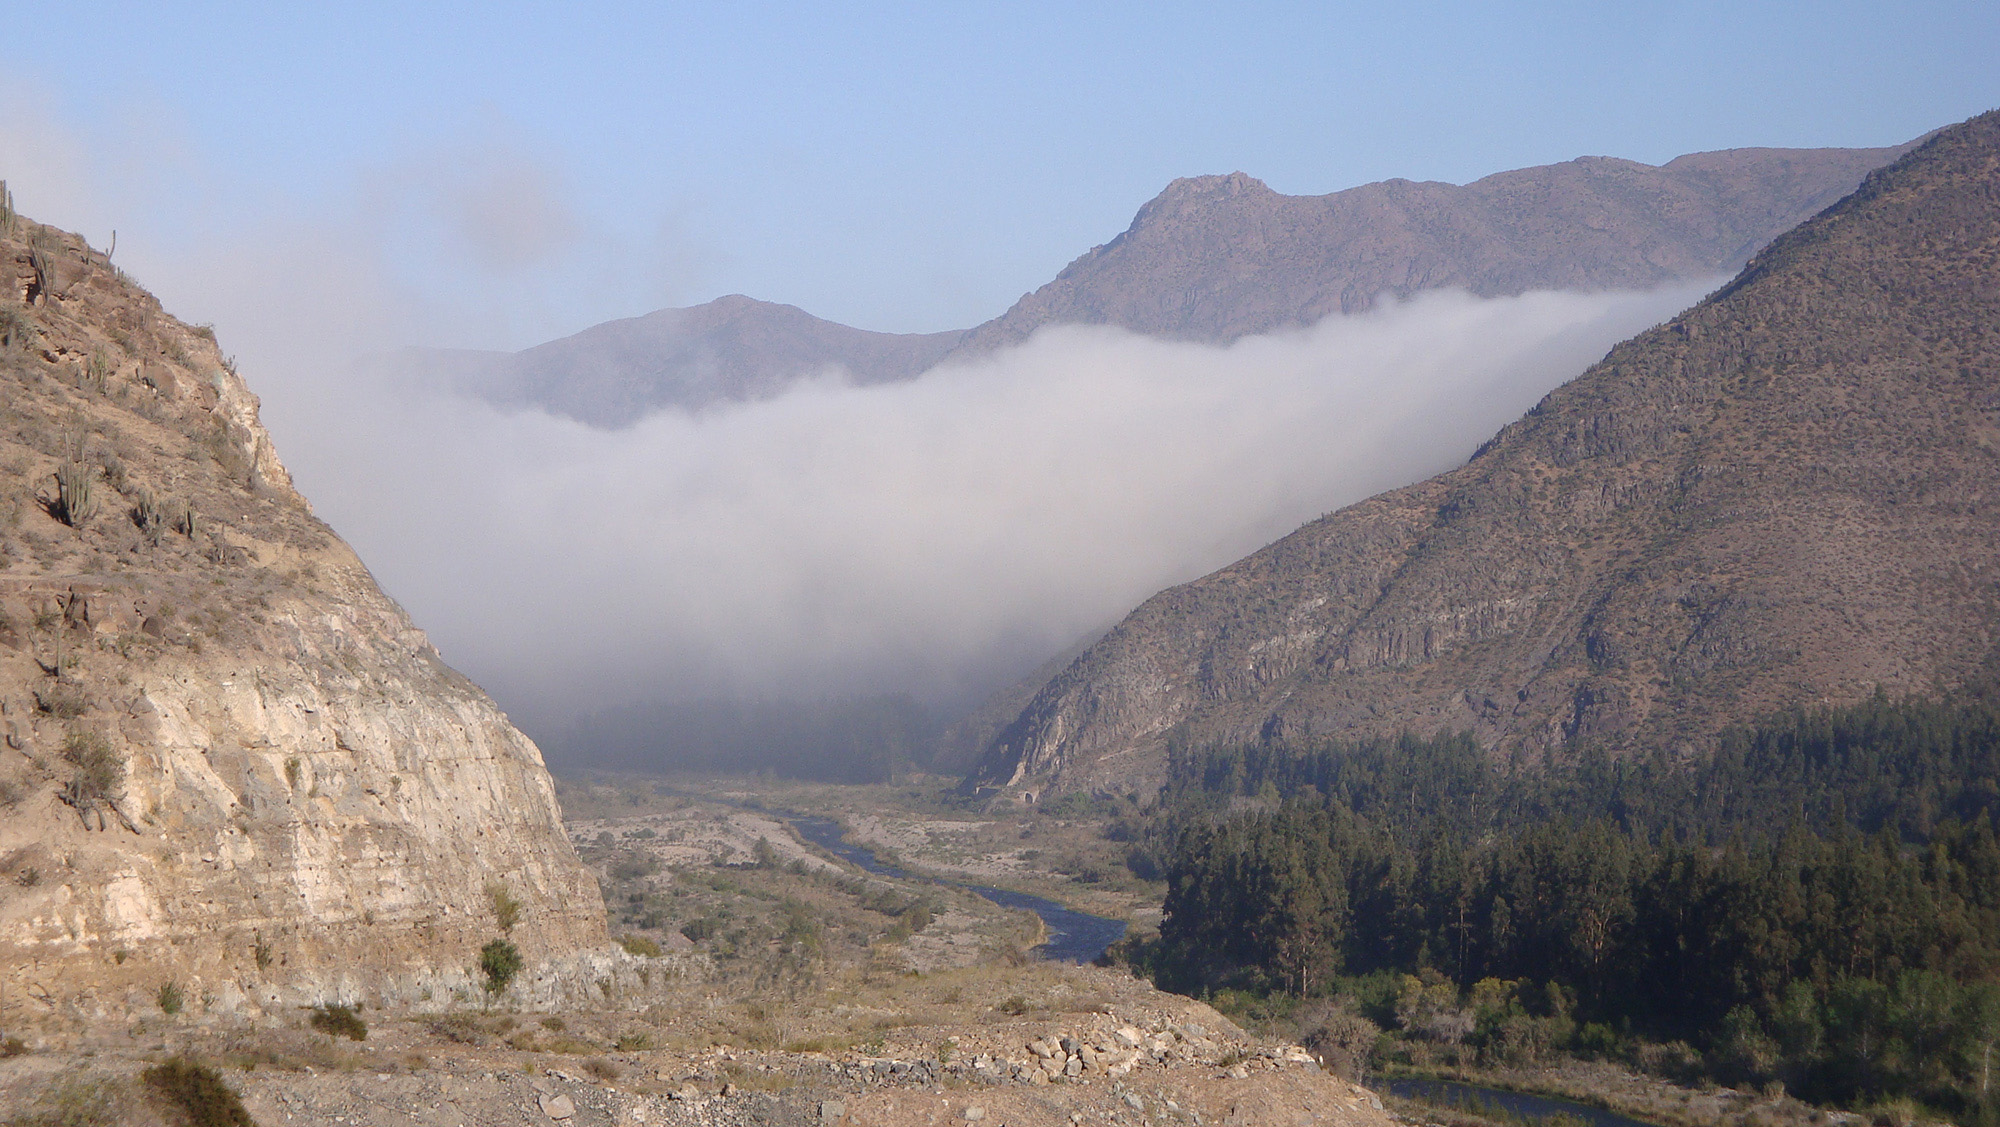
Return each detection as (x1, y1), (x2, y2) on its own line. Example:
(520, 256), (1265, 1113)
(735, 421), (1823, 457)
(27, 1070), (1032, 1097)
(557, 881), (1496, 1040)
(281, 282), (1713, 737)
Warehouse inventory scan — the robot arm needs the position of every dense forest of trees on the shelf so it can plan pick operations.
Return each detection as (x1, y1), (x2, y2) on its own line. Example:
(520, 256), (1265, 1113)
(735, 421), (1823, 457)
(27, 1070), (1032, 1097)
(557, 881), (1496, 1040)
(1139, 693), (2000, 1120)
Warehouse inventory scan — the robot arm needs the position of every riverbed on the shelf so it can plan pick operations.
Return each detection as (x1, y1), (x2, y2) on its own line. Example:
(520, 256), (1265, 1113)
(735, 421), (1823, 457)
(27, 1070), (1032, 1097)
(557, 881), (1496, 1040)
(1385, 1077), (1664, 1127)
(787, 815), (1127, 963)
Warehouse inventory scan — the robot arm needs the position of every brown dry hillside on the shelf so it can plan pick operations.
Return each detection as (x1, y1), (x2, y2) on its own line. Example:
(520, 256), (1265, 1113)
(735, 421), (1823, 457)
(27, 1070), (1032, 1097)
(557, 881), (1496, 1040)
(968, 111), (2000, 798)
(419, 293), (967, 428)
(0, 206), (607, 1013)
(950, 141), (1916, 354)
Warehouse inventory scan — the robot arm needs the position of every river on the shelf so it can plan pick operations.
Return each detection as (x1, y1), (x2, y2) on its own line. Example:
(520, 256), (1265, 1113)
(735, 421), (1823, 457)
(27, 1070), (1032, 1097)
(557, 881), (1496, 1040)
(785, 815), (1127, 963)
(1384, 1077), (1664, 1127)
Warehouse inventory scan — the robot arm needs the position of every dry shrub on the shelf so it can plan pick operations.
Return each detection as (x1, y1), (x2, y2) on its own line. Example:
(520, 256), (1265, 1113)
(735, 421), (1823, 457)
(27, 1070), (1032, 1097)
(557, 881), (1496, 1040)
(308, 1002), (366, 1041)
(141, 1057), (255, 1127)
(427, 1014), (487, 1045)
(1294, 999), (1381, 1082)
(5, 1073), (128, 1127)
(218, 1026), (362, 1072)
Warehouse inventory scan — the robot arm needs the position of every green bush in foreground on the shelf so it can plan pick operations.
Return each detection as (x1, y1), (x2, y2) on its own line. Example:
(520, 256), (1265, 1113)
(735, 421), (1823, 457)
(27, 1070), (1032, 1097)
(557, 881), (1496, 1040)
(141, 1057), (255, 1127)
(308, 1002), (366, 1041)
(480, 938), (523, 995)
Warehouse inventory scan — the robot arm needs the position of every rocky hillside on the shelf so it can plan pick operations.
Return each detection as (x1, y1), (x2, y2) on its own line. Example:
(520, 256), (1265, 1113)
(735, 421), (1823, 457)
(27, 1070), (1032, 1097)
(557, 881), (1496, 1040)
(968, 111), (2000, 798)
(416, 294), (965, 428)
(0, 209), (606, 1014)
(951, 141), (1915, 353)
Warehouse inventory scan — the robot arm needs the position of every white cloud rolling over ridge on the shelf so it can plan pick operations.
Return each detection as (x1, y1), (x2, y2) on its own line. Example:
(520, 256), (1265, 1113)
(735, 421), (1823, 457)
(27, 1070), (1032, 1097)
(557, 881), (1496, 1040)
(0, 97), (1717, 744)
(285, 282), (1717, 737)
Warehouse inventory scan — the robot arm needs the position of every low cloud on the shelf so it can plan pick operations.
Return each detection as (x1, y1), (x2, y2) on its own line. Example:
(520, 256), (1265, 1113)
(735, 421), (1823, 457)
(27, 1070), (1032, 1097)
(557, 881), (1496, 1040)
(285, 282), (1714, 735)
(0, 97), (1715, 742)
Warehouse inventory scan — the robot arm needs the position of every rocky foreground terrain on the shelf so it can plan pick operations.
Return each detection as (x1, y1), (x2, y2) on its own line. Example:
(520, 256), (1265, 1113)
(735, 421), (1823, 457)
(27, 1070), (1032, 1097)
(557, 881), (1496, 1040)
(970, 110), (2000, 798)
(0, 963), (1386, 1127)
(0, 206), (604, 1013)
(1, 784), (1391, 1127)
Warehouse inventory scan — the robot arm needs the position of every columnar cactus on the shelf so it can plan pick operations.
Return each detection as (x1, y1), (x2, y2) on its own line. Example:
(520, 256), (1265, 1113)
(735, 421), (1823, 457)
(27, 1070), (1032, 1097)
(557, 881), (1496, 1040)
(54, 461), (97, 527)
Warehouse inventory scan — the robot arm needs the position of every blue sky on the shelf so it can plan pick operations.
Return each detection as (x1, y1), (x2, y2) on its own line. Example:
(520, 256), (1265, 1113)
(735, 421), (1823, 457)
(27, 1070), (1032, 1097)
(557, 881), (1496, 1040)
(7, 2), (1996, 725)
(8, 1), (1997, 345)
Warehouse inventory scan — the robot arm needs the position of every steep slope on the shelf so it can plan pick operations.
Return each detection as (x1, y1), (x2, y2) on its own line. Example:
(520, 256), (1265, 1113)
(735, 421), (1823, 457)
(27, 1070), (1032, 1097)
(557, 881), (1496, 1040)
(0, 212), (606, 1012)
(968, 111), (2000, 798)
(952, 142), (1915, 354)
(425, 294), (965, 428)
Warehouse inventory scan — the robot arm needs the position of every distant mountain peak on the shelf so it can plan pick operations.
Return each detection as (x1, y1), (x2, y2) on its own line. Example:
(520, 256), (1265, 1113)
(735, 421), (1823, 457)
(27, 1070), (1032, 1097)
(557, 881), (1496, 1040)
(946, 137), (1917, 353)
(399, 139), (1919, 432)
(962, 110), (2000, 800)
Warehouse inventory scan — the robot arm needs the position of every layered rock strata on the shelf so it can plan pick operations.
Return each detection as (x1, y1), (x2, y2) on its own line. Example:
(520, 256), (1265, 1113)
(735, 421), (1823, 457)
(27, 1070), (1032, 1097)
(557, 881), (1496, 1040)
(0, 213), (606, 1017)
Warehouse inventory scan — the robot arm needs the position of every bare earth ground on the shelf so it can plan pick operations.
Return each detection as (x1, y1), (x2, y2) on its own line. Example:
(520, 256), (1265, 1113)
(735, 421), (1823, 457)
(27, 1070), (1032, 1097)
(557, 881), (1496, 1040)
(0, 779), (1389, 1127)
(568, 775), (1165, 928)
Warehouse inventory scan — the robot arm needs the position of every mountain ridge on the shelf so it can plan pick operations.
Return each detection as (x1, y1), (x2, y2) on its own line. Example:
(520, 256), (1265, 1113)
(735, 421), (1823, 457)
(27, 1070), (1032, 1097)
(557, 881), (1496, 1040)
(438, 141), (1915, 430)
(966, 110), (2000, 799)
(946, 140), (1920, 355)
(415, 293), (965, 428)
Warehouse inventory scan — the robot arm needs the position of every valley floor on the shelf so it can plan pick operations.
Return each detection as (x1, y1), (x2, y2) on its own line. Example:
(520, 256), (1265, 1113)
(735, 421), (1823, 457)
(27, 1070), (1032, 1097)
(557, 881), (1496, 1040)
(0, 775), (1378, 1127)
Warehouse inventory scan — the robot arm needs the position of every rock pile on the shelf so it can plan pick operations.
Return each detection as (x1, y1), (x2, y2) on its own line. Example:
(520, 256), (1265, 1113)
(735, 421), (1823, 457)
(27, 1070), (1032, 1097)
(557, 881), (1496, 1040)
(832, 1015), (1322, 1090)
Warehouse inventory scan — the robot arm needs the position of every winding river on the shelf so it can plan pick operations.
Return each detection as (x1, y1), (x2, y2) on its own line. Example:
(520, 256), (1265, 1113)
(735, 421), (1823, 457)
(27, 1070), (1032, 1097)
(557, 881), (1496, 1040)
(789, 818), (1661, 1127)
(1383, 1078), (1664, 1127)
(785, 815), (1127, 963)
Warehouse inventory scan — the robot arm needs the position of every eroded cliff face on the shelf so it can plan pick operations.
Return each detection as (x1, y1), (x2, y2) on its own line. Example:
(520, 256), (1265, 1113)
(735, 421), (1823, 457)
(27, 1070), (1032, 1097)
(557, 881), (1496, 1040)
(969, 111), (2000, 799)
(0, 213), (606, 1017)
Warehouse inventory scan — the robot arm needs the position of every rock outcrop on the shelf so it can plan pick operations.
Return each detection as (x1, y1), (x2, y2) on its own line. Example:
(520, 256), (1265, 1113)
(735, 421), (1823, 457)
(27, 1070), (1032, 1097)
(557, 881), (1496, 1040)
(968, 111), (2000, 798)
(0, 211), (605, 1016)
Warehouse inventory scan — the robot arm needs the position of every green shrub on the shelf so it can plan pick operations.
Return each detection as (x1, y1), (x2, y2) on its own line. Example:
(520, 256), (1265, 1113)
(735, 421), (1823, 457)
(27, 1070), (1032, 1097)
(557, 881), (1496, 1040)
(618, 934), (663, 957)
(157, 981), (184, 1015)
(486, 882), (521, 933)
(62, 731), (122, 808)
(140, 1057), (255, 1127)
(308, 1002), (366, 1041)
(479, 938), (522, 995)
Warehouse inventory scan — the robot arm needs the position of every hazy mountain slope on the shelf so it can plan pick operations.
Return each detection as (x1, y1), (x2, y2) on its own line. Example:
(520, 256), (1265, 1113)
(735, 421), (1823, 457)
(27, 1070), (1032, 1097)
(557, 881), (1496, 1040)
(0, 213), (607, 1010)
(967, 111), (2000, 798)
(434, 294), (965, 427)
(427, 144), (1908, 432)
(950, 142), (1916, 354)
